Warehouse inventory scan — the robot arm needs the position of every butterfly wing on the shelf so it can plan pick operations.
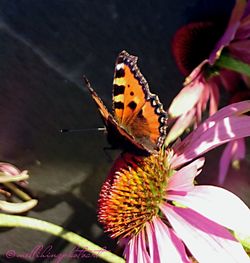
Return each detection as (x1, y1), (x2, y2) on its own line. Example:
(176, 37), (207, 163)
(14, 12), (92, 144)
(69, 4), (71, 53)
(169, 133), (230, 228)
(84, 76), (148, 153)
(112, 51), (168, 152)
(84, 76), (110, 126)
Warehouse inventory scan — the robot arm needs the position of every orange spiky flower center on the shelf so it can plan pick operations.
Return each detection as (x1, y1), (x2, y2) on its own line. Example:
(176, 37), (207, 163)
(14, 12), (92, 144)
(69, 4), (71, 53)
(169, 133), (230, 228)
(98, 151), (172, 239)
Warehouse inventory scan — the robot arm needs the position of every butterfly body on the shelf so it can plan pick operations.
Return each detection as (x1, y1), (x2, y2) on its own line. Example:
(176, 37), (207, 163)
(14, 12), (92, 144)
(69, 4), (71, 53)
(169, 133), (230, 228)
(85, 51), (168, 155)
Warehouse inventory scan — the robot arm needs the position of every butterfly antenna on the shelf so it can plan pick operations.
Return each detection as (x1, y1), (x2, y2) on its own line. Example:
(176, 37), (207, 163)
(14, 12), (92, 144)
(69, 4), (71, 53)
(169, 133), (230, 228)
(83, 75), (94, 93)
(60, 127), (106, 133)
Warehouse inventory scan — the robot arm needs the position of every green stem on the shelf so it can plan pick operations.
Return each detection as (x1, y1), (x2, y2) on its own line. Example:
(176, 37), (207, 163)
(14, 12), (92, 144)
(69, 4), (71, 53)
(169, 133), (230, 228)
(215, 52), (250, 77)
(3, 182), (32, 201)
(0, 213), (125, 263)
(0, 172), (29, 183)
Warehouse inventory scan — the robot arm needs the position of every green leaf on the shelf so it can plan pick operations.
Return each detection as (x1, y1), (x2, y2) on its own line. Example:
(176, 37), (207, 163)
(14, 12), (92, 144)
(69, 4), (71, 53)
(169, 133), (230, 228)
(215, 52), (250, 77)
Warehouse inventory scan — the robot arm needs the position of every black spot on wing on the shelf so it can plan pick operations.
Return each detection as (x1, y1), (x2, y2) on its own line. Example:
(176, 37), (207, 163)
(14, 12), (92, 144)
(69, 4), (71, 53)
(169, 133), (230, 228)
(115, 68), (125, 78)
(114, 102), (124, 109)
(137, 109), (146, 120)
(113, 85), (125, 96)
(128, 101), (137, 111)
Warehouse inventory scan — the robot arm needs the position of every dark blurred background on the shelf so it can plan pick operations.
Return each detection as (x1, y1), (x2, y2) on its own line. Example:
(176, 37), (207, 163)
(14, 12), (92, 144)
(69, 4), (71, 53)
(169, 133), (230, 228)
(0, 0), (249, 262)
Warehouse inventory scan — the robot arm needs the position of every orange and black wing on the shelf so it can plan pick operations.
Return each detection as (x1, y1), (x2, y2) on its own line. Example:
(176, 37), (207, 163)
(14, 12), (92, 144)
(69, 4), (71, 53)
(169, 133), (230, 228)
(112, 51), (168, 153)
(84, 76), (110, 126)
(84, 76), (148, 154)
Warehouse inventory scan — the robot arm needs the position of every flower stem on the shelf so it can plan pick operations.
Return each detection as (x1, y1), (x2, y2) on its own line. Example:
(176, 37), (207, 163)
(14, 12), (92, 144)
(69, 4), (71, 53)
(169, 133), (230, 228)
(0, 213), (125, 263)
(0, 171), (29, 183)
(3, 182), (32, 201)
(215, 52), (250, 77)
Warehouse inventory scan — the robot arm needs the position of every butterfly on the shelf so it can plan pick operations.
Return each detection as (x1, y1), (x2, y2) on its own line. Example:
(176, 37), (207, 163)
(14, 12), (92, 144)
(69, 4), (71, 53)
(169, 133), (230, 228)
(84, 50), (168, 155)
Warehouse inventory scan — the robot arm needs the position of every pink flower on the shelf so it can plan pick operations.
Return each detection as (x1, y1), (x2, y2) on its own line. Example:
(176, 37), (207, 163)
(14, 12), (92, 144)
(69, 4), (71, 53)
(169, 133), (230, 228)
(98, 101), (250, 262)
(169, 0), (250, 130)
(0, 162), (28, 184)
(165, 60), (220, 146)
(219, 138), (246, 184)
(0, 162), (38, 213)
(209, 0), (250, 65)
(168, 0), (250, 183)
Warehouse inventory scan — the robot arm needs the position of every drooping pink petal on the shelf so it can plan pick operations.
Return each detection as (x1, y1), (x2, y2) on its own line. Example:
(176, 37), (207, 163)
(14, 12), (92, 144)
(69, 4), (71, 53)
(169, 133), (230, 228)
(234, 12), (250, 39)
(173, 115), (250, 167)
(0, 162), (21, 176)
(124, 237), (136, 263)
(210, 100), (250, 120)
(168, 158), (205, 192)
(235, 15), (250, 39)
(137, 230), (150, 263)
(167, 227), (191, 263)
(0, 162), (28, 187)
(171, 101), (250, 168)
(195, 80), (211, 122)
(218, 69), (243, 93)
(200, 81), (210, 112)
(209, 81), (220, 115)
(218, 138), (246, 184)
(176, 100), (250, 149)
(209, 0), (247, 64)
(233, 137), (246, 160)
(243, 0), (250, 18)
(228, 39), (250, 63)
(146, 217), (190, 263)
(161, 205), (250, 263)
(168, 80), (205, 118)
(165, 108), (195, 146)
(219, 141), (237, 185)
(166, 185), (250, 236)
(124, 233), (150, 263)
(146, 220), (160, 262)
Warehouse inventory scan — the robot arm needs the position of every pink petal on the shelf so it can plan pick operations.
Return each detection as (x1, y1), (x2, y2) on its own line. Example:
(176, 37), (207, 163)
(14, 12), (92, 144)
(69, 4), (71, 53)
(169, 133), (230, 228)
(124, 233), (150, 263)
(233, 137), (246, 160)
(165, 108), (195, 146)
(228, 40), (250, 63)
(195, 80), (211, 123)
(146, 217), (190, 263)
(168, 158), (205, 192)
(234, 14), (250, 39)
(209, 0), (247, 64)
(161, 205), (250, 263)
(199, 81), (210, 112)
(219, 141), (236, 185)
(168, 82), (205, 118)
(183, 60), (207, 85)
(209, 81), (220, 115)
(243, 1), (250, 17)
(0, 162), (21, 176)
(231, 4), (250, 41)
(137, 230), (151, 263)
(171, 101), (250, 167)
(219, 69), (244, 93)
(166, 185), (250, 236)
(218, 139), (246, 184)
(146, 220), (160, 262)
(206, 100), (250, 121)
(242, 74), (250, 89)
(126, 238), (137, 263)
